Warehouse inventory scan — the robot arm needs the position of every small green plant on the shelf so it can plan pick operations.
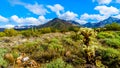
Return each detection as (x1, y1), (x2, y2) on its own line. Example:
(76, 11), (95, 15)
(4, 28), (18, 37)
(97, 32), (115, 39)
(97, 47), (120, 68)
(104, 38), (120, 48)
(0, 32), (6, 37)
(45, 58), (73, 68)
(0, 48), (8, 67)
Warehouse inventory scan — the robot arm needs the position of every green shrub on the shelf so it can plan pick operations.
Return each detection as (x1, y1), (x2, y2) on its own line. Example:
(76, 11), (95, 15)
(0, 48), (8, 67)
(105, 22), (120, 31)
(45, 58), (73, 68)
(104, 38), (120, 48)
(39, 27), (52, 34)
(0, 32), (6, 37)
(4, 28), (18, 37)
(70, 32), (84, 41)
(97, 47), (120, 68)
(21, 30), (40, 37)
(97, 32), (115, 39)
(48, 39), (64, 52)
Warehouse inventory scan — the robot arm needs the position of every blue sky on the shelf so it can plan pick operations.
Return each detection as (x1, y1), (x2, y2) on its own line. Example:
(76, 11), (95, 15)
(0, 0), (120, 28)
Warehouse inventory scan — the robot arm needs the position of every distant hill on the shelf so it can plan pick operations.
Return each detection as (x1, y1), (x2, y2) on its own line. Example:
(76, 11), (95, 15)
(82, 22), (95, 28)
(94, 17), (120, 27)
(83, 17), (120, 28)
(0, 28), (5, 32)
(14, 25), (36, 31)
(67, 20), (81, 26)
(37, 18), (80, 30)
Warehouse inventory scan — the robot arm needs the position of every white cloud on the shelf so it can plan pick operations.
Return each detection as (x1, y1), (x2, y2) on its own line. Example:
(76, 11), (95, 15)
(4, 24), (15, 29)
(75, 20), (87, 24)
(0, 15), (9, 23)
(80, 13), (107, 21)
(47, 4), (64, 16)
(9, 0), (48, 15)
(95, 6), (119, 16)
(77, 13), (108, 24)
(113, 14), (120, 19)
(59, 11), (78, 20)
(11, 15), (49, 25)
(93, 0), (112, 4)
(38, 16), (50, 24)
(25, 3), (49, 15)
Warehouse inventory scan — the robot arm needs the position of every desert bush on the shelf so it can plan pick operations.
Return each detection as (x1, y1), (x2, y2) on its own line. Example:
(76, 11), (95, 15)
(21, 30), (40, 37)
(4, 28), (18, 37)
(0, 48), (8, 68)
(0, 32), (6, 37)
(104, 38), (120, 48)
(48, 38), (64, 52)
(97, 47), (120, 68)
(39, 27), (52, 34)
(45, 58), (73, 68)
(97, 32), (115, 39)
(105, 22), (120, 31)
(70, 32), (84, 41)
(62, 37), (75, 46)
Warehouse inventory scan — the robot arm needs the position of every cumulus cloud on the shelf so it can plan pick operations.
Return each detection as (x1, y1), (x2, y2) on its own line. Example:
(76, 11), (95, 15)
(95, 6), (119, 16)
(93, 0), (112, 4)
(77, 13), (108, 24)
(113, 14), (120, 19)
(47, 4), (64, 16)
(4, 24), (15, 29)
(9, 0), (48, 15)
(80, 13), (107, 21)
(75, 20), (87, 24)
(25, 3), (49, 15)
(59, 11), (78, 20)
(11, 15), (49, 25)
(0, 15), (9, 23)
(38, 16), (51, 24)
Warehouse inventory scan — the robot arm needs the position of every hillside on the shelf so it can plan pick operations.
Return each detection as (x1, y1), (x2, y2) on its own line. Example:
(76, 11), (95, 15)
(37, 18), (80, 31)
(0, 27), (120, 68)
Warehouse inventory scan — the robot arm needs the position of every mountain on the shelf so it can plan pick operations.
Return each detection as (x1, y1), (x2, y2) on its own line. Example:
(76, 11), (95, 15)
(0, 28), (5, 32)
(67, 20), (81, 26)
(82, 22), (95, 28)
(37, 18), (80, 30)
(14, 25), (36, 30)
(94, 17), (120, 27)
(83, 17), (120, 28)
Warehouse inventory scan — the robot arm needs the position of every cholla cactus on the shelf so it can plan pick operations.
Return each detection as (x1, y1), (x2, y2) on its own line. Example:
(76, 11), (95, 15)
(78, 28), (98, 64)
(78, 28), (97, 46)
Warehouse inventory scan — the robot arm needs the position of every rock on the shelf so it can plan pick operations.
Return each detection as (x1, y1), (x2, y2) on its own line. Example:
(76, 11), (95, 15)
(4, 53), (15, 63)
(22, 57), (29, 62)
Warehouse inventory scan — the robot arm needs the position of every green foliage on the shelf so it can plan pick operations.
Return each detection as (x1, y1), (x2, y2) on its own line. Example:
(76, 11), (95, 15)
(39, 27), (52, 34)
(45, 58), (73, 68)
(97, 32), (115, 39)
(105, 22), (120, 31)
(69, 26), (80, 32)
(48, 38), (64, 52)
(70, 32), (84, 41)
(0, 48), (8, 67)
(21, 30), (40, 37)
(104, 38), (120, 48)
(0, 32), (6, 37)
(97, 47), (120, 68)
(4, 28), (18, 37)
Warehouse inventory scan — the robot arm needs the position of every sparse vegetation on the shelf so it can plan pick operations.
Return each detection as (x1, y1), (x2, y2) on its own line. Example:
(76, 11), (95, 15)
(0, 25), (120, 68)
